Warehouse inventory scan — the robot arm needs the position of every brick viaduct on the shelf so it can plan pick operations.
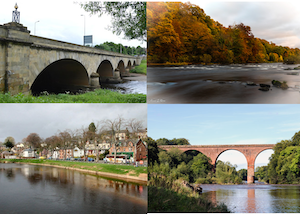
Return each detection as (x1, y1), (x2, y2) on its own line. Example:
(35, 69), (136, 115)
(0, 22), (142, 95)
(159, 144), (275, 184)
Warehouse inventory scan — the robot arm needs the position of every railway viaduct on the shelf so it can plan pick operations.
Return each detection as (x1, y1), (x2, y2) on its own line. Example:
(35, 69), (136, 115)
(159, 144), (275, 184)
(0, 22), (142, 95)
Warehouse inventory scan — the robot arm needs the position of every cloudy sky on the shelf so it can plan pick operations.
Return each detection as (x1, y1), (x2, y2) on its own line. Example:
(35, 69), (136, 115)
(0, 104), (147, 144)
(188, 0), (300, 49)
(0, 0), (145, 47)
(148, 104), (300, 169)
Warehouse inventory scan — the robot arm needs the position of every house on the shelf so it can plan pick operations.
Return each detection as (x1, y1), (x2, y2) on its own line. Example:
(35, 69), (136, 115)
(2, 151), (17, 159)
(48, 150), (59, 159)
(73, 146), (84, 158)
(136, 139), (147, 161)
(23, 148), (35, 158)
(98, 141), (111, 153)
(59, 148), (73, 160)
(109, 139), (147, 162)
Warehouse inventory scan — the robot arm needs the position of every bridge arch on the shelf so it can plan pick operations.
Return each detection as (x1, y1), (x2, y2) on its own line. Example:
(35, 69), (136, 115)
(30, 58), (89, 95)
(97, 60), (114, 83)
(215, 149), (247, 166)
(117, 60), (126, 77)
(126, 60), (132, 71)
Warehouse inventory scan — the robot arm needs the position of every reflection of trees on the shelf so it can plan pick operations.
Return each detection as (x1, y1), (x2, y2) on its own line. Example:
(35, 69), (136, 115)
(5, 168), (15, 180)
(27, 173), (43, 184)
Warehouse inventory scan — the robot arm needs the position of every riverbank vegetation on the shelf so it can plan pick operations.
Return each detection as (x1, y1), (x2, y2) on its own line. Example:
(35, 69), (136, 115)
(147, 137), (238, 212)
(94, 42), (146, 56)
(0, 89), (146, 103)
(0, 159), (146, 177)
(147, 2), (300, 65)
(130, 59), (147, 75)
(255, 131), (300, 184)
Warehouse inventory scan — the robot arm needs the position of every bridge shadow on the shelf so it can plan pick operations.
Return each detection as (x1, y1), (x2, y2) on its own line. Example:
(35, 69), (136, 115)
(31, 59), (90, 95)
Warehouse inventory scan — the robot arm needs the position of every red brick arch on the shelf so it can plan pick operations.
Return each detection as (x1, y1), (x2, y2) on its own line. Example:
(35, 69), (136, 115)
(159, 144), (275, 183)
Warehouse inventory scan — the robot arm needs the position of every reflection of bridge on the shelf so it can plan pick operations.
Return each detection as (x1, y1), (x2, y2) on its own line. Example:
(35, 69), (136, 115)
(0, 22), (142, 95)
(159, 144), (275, 183)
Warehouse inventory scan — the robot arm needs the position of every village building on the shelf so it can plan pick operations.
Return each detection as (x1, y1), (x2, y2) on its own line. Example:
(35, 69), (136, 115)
(59, 148), (73, 160)
(73, 146), (84, 158)
(23, 148), (35, 158)
(109, 139), (147, 162)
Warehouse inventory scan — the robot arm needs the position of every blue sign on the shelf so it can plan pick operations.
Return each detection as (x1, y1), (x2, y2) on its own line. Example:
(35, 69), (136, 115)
(84, 35), (93, 44)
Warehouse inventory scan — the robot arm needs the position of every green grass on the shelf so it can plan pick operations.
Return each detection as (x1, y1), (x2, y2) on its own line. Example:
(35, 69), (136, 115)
(148, 186), (230, 213)
(130, 59), (147, 74)
(0, 89), (146, 103)
(1, 159), (147, 176)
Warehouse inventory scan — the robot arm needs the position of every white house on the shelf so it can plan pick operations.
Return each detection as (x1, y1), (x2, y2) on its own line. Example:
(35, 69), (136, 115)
(51, 150), (59, 159)
(23, 148), (35, 158)
(73, 147), (84, 158)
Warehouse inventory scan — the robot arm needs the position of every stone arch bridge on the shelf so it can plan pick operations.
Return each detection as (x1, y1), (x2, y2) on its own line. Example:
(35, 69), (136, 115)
(0, 22), (142, 95)
(159, 144), (275, 184)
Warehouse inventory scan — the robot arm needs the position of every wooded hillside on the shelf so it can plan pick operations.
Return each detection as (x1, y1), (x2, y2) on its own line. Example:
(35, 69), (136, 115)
(147, 2), (300, 64)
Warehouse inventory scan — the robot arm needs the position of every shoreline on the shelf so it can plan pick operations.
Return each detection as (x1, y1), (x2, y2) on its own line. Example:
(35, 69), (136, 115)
(1, 161), (147, 185)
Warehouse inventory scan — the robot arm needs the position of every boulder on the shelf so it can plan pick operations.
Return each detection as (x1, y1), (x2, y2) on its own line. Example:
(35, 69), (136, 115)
(272, 80), (282, 88)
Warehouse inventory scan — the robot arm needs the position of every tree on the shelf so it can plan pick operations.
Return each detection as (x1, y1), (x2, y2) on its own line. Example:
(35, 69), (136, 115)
(102, 116), (125, 163)
(80, 2), (146, 41)
(26, 133), (42, 149)
(190, 153), (213, 182)
(146, 137), (160, 165)
(4, 137), (15, 148)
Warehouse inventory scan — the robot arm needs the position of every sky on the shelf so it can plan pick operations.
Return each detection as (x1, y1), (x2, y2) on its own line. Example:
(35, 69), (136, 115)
(0, 0), (145, 48)
(187, 0), (300, 49)
(148, 104), (300, 169)
(0, 104), (147, 144)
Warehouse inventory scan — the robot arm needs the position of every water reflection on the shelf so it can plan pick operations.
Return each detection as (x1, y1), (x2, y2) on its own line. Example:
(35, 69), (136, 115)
(0, 163), (147, 214)
(202, 184), (300, 213)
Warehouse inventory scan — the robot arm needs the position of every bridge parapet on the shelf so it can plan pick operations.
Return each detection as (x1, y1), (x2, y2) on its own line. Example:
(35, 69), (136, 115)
(30, 35), (138, 59)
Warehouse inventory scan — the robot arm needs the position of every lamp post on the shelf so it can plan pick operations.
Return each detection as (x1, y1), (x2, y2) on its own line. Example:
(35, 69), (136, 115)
(81, 14), (85, 45)
(34, 20), (39, 35)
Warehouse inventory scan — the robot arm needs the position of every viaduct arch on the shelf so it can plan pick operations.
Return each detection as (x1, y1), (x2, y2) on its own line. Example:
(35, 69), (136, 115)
(159, 144), (275, 184)
(0, 22), (142, 95)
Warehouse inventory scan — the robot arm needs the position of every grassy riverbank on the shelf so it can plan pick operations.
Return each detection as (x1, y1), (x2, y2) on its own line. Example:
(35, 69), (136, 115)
(148, 186), (230, 213)
(130, 59), (147, 74)
(0, 89), (146, 103)
(148, 176), (230, 213)
(0, 159), (147, 177)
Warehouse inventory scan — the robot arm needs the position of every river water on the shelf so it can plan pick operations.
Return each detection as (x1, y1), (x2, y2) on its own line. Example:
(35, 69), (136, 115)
(201, 184), (300, 213)
(102, 73), (147, 94)
(0, 163), (147, 214)
(147, 63), (300, 103)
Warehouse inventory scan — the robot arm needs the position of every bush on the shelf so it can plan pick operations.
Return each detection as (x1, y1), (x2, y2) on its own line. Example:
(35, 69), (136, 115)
(284, 55), (300, 64)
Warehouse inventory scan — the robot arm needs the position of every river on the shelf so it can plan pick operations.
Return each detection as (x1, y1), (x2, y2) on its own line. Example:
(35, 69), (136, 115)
(201, 184), (300, 213)
(0, 163), (147, 214)
(147, 63), (300, 103)
(102, 73), (147, 94)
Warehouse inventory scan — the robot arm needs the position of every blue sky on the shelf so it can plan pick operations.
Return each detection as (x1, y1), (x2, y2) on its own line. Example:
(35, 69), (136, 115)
(148, 104), (300, 169)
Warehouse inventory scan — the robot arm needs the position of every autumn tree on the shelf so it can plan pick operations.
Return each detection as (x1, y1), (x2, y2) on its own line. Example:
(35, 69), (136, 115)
(147, 2), (298, 65)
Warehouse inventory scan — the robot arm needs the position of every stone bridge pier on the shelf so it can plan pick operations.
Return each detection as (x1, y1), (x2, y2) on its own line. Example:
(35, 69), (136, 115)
(159, 144), (275, 184)
(0, 22), (142, 95)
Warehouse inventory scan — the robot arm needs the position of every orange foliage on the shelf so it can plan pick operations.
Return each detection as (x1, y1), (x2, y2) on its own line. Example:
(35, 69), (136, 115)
(147, 2), (300, 64)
